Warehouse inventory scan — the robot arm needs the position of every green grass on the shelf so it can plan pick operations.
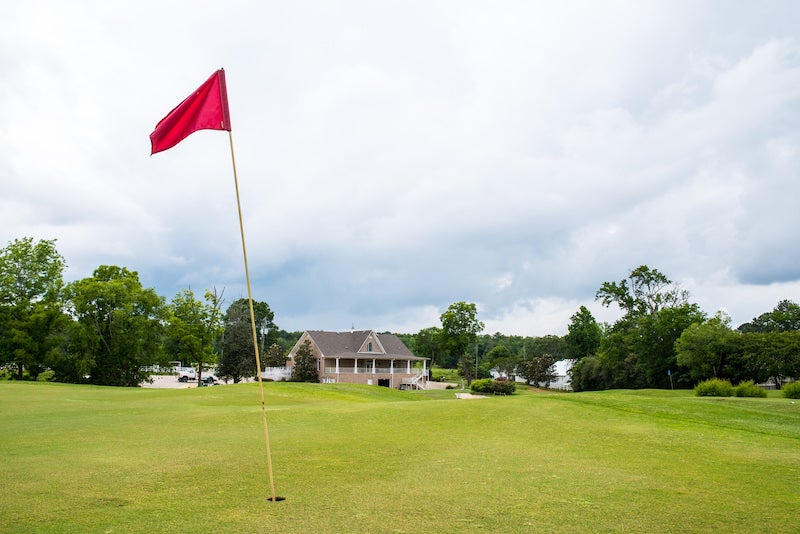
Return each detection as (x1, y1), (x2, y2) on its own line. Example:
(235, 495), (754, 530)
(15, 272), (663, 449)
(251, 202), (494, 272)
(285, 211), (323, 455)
(1, 382), (799, 533)
(430, 367), (460, 383)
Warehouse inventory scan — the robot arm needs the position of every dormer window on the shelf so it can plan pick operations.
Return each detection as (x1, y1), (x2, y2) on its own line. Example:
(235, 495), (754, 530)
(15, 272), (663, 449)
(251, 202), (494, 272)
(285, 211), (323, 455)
(368, 342), (373, 352)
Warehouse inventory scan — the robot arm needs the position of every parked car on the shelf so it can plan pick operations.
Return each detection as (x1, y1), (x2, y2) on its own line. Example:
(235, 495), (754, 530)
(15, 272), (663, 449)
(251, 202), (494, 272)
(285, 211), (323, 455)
(177, 367), (196, 382)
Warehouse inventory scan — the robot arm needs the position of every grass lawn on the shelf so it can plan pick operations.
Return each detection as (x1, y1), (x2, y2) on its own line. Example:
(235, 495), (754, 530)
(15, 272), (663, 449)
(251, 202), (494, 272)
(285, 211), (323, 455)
(1, 381), (798, 533)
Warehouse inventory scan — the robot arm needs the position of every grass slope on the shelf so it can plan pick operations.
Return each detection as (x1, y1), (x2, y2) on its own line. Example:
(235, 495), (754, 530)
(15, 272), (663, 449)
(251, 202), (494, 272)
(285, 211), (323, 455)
(1, 382), (798, 533)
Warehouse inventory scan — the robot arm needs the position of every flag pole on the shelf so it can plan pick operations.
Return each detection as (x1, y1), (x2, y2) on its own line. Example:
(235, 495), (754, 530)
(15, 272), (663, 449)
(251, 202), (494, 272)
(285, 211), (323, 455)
(227, 130), (278, 503)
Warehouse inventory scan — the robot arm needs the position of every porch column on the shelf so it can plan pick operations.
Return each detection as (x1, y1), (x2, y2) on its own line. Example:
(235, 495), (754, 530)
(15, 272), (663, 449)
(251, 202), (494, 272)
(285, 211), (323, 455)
(336, 357), (340, 375)
(390, 359), (394, 374)
(407, 360), (411, 373)
(372, 359), (376, 374)
(354, 358), (358, 374)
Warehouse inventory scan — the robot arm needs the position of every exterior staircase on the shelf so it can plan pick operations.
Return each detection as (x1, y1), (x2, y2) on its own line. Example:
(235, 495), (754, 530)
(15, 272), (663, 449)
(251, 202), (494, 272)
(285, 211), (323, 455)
(402, 372), (427, 390)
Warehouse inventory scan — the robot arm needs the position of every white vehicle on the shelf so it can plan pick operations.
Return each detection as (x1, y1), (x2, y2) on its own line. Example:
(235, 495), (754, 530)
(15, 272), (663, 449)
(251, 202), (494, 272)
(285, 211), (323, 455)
(177, 367), (197, 382)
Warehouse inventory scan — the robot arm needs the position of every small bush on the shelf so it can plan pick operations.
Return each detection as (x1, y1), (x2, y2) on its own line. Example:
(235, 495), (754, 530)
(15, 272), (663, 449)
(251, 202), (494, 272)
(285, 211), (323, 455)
(695, 378), (734, 397)
(470, 378), (516, 395)
(492, 378), (516, 395)
(36, 370), (55, 382)
(734, 380), (767, 398)
(782, 381), (800, 399)
(470, 378), (493, 394)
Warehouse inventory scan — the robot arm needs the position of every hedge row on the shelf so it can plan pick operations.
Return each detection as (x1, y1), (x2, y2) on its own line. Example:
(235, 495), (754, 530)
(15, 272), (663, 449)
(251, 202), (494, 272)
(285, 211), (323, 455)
(694, 378), (767, 398)
(470, 378), (516, 395)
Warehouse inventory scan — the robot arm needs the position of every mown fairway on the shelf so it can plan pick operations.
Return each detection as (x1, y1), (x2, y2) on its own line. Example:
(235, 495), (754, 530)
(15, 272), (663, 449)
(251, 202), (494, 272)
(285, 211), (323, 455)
(1, 382), (798, 533)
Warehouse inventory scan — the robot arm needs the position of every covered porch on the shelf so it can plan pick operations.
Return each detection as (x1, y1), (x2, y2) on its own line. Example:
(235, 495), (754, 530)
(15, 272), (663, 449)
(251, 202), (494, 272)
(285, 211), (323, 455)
(321, 355), (428, 389)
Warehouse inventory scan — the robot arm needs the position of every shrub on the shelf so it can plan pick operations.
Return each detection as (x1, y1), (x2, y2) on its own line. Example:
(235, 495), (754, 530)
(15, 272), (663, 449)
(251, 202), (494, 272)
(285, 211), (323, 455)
(783, 381), (800, 399)
(734, 380), (767, 398)
(470, 378), (516, 395)
(470, 378), (493, 394)
(492, 378), (516, 395)
(695, 378), (734, 397)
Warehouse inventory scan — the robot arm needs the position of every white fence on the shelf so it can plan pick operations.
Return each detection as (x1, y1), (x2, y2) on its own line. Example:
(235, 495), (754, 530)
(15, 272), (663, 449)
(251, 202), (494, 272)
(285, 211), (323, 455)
(261, 366), (291, 381)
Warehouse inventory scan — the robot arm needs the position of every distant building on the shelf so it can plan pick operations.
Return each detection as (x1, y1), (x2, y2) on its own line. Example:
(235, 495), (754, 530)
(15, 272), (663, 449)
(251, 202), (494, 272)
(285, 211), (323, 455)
(287, 330), (428, 389)
(492, 358), (576, 390)
(548, 359), (575, 390)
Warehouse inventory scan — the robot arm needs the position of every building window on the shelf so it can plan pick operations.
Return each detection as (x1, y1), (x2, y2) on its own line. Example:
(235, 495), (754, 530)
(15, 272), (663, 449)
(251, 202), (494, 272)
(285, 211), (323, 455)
(368, 342), (373, 352)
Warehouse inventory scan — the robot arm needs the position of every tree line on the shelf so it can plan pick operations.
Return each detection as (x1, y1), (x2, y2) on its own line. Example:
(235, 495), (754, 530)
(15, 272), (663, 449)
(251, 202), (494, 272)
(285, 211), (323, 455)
(400, 266), (800, 391)
(569, 266), (800, 391)
(0, 237), (301, 386)
(399, 302), (568, 387)
(3, 237), (797, 390)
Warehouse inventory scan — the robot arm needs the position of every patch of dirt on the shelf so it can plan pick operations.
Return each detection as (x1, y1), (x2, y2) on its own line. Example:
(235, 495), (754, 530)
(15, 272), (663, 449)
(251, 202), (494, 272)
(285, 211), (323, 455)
(454, 393), (487, 399)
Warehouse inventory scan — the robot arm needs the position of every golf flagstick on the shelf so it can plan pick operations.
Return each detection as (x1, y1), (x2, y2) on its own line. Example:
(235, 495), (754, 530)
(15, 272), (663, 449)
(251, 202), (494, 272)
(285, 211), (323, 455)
(227, 131), (279, 503)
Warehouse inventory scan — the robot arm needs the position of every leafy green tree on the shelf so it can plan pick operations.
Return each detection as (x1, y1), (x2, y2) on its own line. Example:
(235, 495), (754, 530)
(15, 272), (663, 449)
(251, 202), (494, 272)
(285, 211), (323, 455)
(440, 302), (484, 384)
(631, 303), (705, 388)
(273, 329), (303, 353)
(523, 335), (566, 360)
(291, 340), (318, 382)
(166, 289), (224, 383)
(739, 331), (800, 389)
(564, 306), (601, 361)
(414, 326), (444, 367)
(50, 318), (93, 383)
(591, 317), (641, 389)
(569, 355), (609, 391)
(263, 343), (286, 368)
(675, 312), (738, 382)
(394, 333), (416, 353)
(484, 344), (517, 377)
(596, 265), (689, 317)
(485, 344), (513, 366)
(589, 265), (705, 389)
(13, 305), (70, 380)
(65, 266), (166, 386)
(517, 354), (556, 387)
(481, 332), (525, 360)
(216, 303), (254, 383)
(738, 300), (800, 333)
(0, 237), (65, 307)
(0, 237), (67, 379)
(217, 298), (277, 383)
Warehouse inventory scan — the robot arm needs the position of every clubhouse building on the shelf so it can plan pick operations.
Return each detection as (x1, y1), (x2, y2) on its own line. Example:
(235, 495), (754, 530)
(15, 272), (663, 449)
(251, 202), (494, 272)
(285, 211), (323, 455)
(287, 330), (428, 390)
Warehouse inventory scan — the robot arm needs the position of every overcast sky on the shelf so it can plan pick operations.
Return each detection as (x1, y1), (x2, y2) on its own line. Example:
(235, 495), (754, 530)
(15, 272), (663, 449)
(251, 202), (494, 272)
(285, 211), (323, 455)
(2, 1), (799, 336)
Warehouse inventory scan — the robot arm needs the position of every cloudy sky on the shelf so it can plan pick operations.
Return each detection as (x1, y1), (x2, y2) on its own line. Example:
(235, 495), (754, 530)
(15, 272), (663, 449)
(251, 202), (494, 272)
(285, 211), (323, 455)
(2, 1), (799, 336)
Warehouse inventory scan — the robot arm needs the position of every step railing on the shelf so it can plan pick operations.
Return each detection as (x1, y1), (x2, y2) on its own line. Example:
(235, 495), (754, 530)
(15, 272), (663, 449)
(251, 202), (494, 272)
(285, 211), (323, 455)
(402, 372), (427, 390)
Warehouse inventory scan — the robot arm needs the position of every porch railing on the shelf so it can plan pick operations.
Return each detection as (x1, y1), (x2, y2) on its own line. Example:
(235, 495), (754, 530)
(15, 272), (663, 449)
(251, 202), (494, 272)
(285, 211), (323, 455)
(323, 367), (425, 375)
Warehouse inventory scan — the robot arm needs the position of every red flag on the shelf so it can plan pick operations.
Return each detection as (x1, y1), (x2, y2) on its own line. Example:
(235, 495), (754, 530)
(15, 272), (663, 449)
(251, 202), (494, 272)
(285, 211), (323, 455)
(150, 69), (231, 154)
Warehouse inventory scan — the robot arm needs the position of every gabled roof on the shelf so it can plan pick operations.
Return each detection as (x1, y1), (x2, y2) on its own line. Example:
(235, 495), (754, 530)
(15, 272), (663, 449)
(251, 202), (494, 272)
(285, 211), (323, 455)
(304, 330), (426, 361)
